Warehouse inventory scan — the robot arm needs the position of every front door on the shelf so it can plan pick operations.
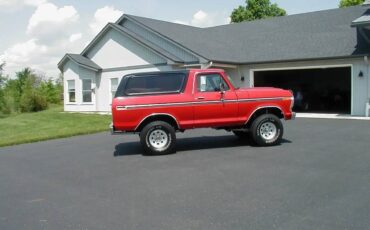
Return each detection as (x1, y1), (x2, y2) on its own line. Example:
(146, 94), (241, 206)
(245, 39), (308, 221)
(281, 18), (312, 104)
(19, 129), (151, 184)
(193, 73), (238, 127)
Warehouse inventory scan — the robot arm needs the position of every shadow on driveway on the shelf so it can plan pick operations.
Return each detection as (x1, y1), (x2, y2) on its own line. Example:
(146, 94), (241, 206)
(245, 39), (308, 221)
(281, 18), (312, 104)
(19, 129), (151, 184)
(113, 135), (292, 157)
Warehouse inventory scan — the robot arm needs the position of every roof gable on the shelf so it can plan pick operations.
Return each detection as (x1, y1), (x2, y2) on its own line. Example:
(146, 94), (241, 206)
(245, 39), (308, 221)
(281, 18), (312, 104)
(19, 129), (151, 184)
(80, 23), (183, 64)
(60, 6), (370, 71)
(58, 54), (101, 71)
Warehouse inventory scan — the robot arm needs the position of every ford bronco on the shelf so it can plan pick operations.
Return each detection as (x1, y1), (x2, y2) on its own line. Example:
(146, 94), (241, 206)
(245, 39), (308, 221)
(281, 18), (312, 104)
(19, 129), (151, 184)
(111, 69), (295, 155)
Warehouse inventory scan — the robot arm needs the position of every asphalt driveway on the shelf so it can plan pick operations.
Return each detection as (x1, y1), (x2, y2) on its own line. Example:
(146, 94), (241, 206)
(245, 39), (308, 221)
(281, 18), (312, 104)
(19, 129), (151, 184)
(0, 118), (369, 230)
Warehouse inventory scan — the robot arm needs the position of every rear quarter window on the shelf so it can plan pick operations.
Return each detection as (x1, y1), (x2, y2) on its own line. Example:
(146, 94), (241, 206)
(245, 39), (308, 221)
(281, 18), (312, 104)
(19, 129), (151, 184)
(116, 73), (187, 97)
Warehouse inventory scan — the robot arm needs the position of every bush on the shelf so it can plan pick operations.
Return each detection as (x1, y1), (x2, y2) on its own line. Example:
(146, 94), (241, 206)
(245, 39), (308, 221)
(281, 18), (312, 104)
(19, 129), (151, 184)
(1, 95), (15, 114)
(20, 90), (48, 112)
(0, 67), (62, 114)
(39, 80), (63, 104)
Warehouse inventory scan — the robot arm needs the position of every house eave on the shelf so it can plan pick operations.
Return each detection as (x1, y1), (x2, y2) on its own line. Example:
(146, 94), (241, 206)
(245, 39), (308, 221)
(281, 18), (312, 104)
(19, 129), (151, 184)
(120, 14), (209, 63)
(206, 55), (370, 66)
(79, 22), (188, 66)
(58, 54), (102, 72)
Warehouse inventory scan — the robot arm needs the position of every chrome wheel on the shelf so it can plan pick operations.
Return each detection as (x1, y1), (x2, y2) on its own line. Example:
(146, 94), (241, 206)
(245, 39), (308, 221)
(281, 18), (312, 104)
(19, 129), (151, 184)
(259, 122), (277, 141)
(148, 129), (169, 149)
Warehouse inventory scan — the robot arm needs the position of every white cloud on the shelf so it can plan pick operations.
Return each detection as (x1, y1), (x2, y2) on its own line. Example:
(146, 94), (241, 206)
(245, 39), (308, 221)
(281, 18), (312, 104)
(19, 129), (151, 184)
(69, 33), (82, 43)
(191, 10), (209, 27)
(89, 6), (123, 35)
(0, 39), (47, 69)
(0, 2), (86, 77)
(173, 20), (190, 26)
(0, 37), (86, 77)
(27, 2), (79, 36)
(175, 10), (230, 28)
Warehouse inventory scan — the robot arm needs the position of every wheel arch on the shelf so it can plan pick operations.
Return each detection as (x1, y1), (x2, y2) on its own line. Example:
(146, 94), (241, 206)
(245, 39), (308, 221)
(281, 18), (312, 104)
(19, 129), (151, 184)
(245, 106), (285, 128)
(135, 113), (180, 132)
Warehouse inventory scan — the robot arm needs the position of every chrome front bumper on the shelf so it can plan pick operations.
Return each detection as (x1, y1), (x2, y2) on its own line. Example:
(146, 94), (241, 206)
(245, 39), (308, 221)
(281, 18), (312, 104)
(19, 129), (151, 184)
(291, 112), (296, 120)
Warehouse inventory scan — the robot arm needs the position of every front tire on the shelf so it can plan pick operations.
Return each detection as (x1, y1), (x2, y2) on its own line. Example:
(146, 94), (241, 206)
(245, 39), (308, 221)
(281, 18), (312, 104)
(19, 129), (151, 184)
(250, 114), (283, 146)
(140, 121), (176, 155)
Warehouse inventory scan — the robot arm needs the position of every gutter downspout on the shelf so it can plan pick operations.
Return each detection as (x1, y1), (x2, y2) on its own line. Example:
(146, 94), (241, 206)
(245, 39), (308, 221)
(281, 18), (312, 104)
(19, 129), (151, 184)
(365, 56), (370, 116)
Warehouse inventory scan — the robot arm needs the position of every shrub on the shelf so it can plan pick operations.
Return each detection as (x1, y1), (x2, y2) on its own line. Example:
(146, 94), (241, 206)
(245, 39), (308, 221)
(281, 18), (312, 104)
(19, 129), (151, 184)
(39, 79), (63, 104)
(1, 96), (14, 114)
(20, 90), (48, 112)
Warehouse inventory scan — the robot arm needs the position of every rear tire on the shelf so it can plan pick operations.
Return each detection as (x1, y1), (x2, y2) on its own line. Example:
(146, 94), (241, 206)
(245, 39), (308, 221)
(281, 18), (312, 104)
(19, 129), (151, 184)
(250, 114), (283, 146)
(140, 121), (176, 155)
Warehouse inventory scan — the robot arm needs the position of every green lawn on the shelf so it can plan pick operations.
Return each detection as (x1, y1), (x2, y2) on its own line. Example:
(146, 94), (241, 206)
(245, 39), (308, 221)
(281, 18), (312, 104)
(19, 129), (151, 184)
(0, 106), (111, 147)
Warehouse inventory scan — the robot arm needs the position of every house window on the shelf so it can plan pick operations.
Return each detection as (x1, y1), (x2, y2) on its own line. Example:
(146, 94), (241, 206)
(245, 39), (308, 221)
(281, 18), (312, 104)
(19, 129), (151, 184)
(67, 80), (76, 103)
(110, 78), (118, 100)
(82, 79), (92, 103)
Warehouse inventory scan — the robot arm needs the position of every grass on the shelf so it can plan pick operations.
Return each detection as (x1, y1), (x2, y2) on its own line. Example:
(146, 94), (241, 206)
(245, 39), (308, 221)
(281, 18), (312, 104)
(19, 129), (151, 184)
(0, 106), (111, 147)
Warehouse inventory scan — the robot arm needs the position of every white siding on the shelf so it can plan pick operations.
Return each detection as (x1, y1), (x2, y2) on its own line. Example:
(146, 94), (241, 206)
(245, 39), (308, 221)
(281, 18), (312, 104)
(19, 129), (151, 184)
(86, 29), (166, 69)
(225, 58), (369, 116)
(63, 60), (97, 112)
(122, 20), (199, 63)
(96, 65), (175, 112)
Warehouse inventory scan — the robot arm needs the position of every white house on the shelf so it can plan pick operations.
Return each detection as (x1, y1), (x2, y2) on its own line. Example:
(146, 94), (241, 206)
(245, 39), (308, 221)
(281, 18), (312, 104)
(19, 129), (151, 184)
(58, 5), (370, 116)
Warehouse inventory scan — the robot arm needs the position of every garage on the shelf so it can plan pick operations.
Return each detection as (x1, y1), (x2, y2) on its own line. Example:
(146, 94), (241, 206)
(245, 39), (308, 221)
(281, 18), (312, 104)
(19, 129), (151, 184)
(253, 67), (352, 114)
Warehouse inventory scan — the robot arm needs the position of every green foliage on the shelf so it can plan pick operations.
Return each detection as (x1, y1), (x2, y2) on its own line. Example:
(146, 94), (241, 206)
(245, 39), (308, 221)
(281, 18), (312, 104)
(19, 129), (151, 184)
(339, 0), (365, 7)
(0, 63), (6, 114)
(39, 79), (63, 104)
(230, 0), (286, 23)
(0, 67), (62, 116)
(19, 78), (48, 113)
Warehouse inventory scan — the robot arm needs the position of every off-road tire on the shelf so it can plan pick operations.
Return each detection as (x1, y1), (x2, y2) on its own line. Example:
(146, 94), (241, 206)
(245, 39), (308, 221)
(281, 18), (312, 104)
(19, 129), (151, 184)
(140, 121), (176, 155)
(250, 114), (283, 146)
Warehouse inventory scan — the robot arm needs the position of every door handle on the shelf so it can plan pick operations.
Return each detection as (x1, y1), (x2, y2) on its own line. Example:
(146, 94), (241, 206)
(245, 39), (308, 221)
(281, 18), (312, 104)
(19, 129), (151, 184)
(196, 97), (205, 100)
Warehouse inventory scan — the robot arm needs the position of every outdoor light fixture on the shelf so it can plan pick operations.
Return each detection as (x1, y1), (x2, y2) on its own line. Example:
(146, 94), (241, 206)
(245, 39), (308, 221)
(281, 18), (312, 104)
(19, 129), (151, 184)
(359, 71), (364, 77)
(241, 76), (245, 81)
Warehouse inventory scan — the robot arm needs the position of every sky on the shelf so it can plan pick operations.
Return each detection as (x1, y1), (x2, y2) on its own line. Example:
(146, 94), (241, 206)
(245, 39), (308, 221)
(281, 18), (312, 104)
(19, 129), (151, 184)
(0, 0), (341, 78)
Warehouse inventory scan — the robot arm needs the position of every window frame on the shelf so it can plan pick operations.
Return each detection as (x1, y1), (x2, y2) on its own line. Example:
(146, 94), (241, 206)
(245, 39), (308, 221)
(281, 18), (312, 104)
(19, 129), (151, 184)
(119, 73), (188, 97)
(195, 73), (230, 93)
(67, 80), (76, 104)
(81, 79), (93, 104)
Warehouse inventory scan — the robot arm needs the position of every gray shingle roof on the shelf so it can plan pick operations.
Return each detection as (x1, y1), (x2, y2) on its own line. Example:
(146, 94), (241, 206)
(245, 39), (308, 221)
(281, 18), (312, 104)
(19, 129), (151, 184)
(65, 54), (101, 70)
(352, 8), (370, 26)
(125, 6), (370, 64)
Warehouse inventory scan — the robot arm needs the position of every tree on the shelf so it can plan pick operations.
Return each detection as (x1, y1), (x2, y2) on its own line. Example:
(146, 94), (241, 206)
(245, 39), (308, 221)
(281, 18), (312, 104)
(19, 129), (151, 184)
(39, 79), (62, 104)
(0, 63), (5, 114)
(0, 62), (5, 88)
(339, 0), (365, 7)
(230, 0), (286, 23)
(19, 78), (48, 113)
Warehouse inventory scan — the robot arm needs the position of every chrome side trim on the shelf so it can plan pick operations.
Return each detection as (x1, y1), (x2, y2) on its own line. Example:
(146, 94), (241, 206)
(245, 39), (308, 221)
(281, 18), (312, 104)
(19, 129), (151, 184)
(116, 106), (126, 110)
(238, 97), (286, 102)
(117, 97), (288, 110)
(134, 113), (180, 131)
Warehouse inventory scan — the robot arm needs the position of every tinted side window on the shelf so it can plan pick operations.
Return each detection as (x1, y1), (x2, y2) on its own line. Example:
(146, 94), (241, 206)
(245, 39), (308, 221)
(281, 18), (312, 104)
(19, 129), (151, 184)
(124, 73), (186, 95)
(197, 74), (230, 92)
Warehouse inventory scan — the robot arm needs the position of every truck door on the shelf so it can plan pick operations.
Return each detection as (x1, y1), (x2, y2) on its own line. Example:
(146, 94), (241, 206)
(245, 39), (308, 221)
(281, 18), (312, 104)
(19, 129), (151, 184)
(193, 73), (239, 127)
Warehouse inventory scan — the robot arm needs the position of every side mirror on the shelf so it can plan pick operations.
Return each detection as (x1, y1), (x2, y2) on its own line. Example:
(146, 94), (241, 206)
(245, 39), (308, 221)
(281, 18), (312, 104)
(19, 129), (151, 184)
(219, 83), (226, 93)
